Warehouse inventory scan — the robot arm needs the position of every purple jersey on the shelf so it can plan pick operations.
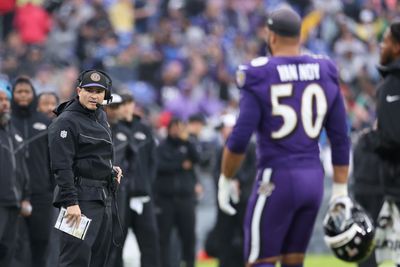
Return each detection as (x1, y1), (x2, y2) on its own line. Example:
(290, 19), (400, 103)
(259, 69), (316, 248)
(226, 55), (350, 169)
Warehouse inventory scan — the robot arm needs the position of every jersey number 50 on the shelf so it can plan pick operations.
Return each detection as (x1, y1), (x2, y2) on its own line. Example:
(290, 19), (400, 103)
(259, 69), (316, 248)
(271, 83), (328, 139)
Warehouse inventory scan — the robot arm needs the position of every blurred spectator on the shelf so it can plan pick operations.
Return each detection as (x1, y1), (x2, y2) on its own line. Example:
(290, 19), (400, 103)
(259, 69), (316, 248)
(154, 118), (199, 267)
(206, 113), (256, 267)
(11, 76), (53, 267)
(37, 92), (59, 119)
(0, 78), (31, 267)
(13, 2), (52, 45)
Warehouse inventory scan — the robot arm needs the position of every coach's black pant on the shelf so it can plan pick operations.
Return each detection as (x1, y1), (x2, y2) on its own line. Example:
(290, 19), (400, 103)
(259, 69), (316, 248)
(156, 195), (196, 267)
(26, 194), (54, 267)
(58, 200), (112, 267)
(354, 193), (384, 267)
(108, 189), (161, 267)
(129, 198), (160, 267)
(0, 206), (19, 267)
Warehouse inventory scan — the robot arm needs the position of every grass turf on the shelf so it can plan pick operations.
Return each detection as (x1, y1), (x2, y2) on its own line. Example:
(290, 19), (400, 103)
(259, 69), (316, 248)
(196, 255), (395, 267)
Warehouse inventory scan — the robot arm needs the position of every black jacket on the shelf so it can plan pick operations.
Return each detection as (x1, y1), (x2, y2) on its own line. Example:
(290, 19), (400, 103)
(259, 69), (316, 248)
(371, 60), (400, 158)
(366, 59), (400, 198)
(123, 116), (157, 197)
(155, 136), (199, 197)
(48, 98), (114, 208)
(352, 131), (384, 196)
(0, 122), (30, 207)
(11, 97), (53, 196)
(110, 121), (135, 190)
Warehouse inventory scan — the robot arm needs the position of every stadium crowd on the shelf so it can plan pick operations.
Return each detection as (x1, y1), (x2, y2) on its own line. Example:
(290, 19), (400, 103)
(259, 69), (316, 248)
(0, 0), (396, 132)
(0, 0), (399, 267)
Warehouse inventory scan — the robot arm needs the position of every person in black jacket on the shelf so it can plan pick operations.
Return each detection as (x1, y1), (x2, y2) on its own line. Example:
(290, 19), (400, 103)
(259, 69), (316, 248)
(154, 118), (199, 267)
(206, 113), (256, 267)
(10, 76), (53, 267)
(37, 92), (59, 120)
(117, 93), (161, 267)
(365, 22), (400, 200)
(104, 93), (137, 267)
(48, 69), (122, 267)
(0, 83), (30, 267)
(363, 21), (400, 267)
(352, 130), (384, 267)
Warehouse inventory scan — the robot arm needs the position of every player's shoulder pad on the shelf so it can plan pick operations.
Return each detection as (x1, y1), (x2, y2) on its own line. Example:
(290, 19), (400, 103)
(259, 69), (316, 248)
(306, 53), (338, 78)
(308, 53), (336, 69)
(236, 57), (269, 89)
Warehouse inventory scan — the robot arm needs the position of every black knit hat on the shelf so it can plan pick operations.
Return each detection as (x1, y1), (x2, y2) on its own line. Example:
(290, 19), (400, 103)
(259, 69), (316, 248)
(266, 6), (302, 37)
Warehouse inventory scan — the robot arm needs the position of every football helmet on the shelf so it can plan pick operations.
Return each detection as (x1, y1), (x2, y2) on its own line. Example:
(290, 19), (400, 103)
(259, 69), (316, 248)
(323, 196), (375, 262)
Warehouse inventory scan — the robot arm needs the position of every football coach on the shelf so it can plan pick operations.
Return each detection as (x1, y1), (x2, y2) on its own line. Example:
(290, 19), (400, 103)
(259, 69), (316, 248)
(48, 69), (122, 267)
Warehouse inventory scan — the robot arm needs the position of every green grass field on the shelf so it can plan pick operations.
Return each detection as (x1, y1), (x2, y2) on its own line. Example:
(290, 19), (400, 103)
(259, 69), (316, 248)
(196, 255), (395, 267)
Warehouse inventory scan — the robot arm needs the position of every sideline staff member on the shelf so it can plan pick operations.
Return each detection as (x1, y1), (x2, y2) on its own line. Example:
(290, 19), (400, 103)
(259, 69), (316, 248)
(0, 81), (30, 267)
(48, 70), (122, 267)
(368, 22), (400, 194)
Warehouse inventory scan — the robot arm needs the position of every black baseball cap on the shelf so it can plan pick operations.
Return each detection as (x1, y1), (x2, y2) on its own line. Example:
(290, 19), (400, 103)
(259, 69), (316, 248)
(390, 21), (400, 43)
(266, 6), (302, 37)
(79, 70), (109, 90)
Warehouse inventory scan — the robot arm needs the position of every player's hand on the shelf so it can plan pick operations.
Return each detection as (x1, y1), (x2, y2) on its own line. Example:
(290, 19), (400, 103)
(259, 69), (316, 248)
(113, 166), (123, 184)
(328, 195), (353, 227)
(65, 205), (81, 227)
(20, 200), (32, 217)
(330, 182), (348, 203)
(218, 174), (239, 215)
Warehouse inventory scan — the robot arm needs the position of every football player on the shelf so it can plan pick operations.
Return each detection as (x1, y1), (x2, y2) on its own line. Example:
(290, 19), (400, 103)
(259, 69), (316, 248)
(218, 6), (351, 267)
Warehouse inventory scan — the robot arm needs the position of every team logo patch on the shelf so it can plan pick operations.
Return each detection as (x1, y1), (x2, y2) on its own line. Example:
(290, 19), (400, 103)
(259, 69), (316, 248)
(116, 132), (127, 142)
(90, 73), (101, 82)
(236, 69), (246, 88)
(60, 130), (68, 138)
(134, 132), (146, 140)
(257, 181), (275, 196)
(15, 134), (23, 143)
(33, 122), (47, 131)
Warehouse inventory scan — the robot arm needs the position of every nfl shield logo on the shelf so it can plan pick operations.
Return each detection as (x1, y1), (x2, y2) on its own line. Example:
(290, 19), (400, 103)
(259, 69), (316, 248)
(60, 130), (68, 138)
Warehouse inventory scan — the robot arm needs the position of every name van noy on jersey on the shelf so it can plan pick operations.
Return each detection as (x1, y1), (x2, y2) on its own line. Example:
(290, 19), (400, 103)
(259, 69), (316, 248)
(277, 63), (320, 82)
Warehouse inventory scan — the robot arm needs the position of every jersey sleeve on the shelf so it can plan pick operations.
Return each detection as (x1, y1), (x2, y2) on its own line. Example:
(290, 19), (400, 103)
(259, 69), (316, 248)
(325, 58), (340, 86)
(235, 57), (269, 91)
(226, 89), (261, 153)
(325, 89), (351, 166)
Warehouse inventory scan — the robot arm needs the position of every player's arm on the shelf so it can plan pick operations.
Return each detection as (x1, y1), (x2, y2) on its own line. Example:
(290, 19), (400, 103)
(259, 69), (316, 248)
(325, 88), (351, 201)
(221, 148), (245, 178)
(219, 89), (261, 215)
(221, 89), (261, 177)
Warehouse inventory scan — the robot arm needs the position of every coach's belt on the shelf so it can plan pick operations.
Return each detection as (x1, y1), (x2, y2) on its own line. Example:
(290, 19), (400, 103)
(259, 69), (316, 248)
(75, 177), (109, 187)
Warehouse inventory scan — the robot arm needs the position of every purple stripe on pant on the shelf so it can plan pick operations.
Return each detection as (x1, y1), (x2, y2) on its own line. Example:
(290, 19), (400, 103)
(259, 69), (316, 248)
(244, 166), (324, 264)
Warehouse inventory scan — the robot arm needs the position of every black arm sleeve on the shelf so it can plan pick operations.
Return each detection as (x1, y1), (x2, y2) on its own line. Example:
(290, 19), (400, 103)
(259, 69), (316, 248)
(48, 119), (78, 207)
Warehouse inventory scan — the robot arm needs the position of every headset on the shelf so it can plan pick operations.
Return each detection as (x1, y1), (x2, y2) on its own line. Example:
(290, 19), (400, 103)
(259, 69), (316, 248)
(77, 69), (113, 103)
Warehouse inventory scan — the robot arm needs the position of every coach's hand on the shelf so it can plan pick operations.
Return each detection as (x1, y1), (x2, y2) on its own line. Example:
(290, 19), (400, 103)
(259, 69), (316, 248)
(113, 166), (123, 184)
(20, 200), (32, 217)
(218, 174), (239, 215)
(65, 204), (82, 227)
